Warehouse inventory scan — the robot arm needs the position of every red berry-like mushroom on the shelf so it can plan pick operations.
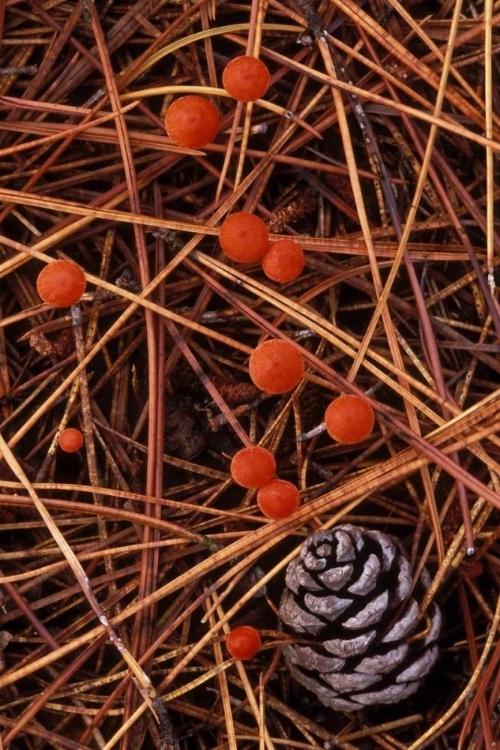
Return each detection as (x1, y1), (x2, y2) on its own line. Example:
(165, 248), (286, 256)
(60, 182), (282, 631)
(262, 239), (305, 283)
(324, 394), (375, 444)
(165, 95), (220, 149)
(219, 212), (269, 263)
(226, 625), (261, 660)
(58, 428), (84, 453)
(222, 56), (270, 102)
(230, 446), (276, 488)
(249, 339), (304, 394)
(257, 479), (300, 519)
(36, 260), (86, 308)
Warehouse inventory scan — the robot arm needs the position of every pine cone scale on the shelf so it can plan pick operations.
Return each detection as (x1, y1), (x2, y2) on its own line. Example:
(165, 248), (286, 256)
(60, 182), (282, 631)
(356, 643), (408, 674)
(319, 564), (353, 590)
(283, 644), (345, 673)
(280, 590), (325, 634)
(343, 589), (389, 629)
(381, 599), (419, 642)
(424, 604), (442, 644)
(322, 671), (381, 692)
(323, 630), (377, 657)
(304, 592), (352, 618)
(346, 554), (379, 594)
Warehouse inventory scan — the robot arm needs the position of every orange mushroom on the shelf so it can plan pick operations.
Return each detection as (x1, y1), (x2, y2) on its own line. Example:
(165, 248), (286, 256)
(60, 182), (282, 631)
(58, 428), (84, 453)
(249, 339), (304, 394)
(257, 479), (300, 519)
(36, 260), (86, 308)
(324, 394), (375, 444)
(226, 625), (261, 660)
(165, 95), (220, 149)
(230, 446), (276, 488)
(262, 239), (305, 283)
(222, 56), (270, 102)
(219, 212), (269, 263)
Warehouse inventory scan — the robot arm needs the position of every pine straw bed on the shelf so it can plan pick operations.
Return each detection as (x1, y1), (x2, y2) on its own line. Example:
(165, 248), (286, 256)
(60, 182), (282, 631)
(0, 1), (498, 749)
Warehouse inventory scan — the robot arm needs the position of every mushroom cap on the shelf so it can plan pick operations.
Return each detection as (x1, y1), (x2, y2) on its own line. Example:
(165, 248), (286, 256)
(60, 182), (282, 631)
(324, 394), (375, 444)
(222, 55), (270, 102)
(262, 239), (305, 283)
(257, 479), (300, 519)
(165, 95), (220, 149)
(226, 625), (261, 660)
(36, 260), (86, 308)
(249, 339), (304, 394)
(219, 212), (269, 263)
(58, 428), (84, 453)
(230, 446), (276, 488)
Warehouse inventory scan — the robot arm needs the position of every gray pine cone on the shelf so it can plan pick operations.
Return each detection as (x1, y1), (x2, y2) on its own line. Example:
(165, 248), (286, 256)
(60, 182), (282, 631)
(279, 525), (441, 711)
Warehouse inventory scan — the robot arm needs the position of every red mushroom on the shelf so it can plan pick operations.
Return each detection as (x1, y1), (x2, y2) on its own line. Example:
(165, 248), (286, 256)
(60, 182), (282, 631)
(165, 95), (220, 149)
(249, 339), (304, 394)
(324, 394), (375, 444)
(222, 56), (270, 102)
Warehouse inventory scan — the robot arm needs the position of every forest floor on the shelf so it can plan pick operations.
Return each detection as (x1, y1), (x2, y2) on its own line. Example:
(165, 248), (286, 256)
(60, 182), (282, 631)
(0, 1), (498, 749)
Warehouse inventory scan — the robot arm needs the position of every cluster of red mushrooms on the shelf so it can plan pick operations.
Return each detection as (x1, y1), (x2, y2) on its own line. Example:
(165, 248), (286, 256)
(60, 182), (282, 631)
(34, 55), (376, 663)
(231, 338), (375, 524)
(165, 55), (306, 284)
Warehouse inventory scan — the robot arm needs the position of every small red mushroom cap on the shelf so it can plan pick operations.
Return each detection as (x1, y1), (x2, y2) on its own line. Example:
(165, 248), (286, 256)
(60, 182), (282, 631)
(58, 428), (84, 453)
(249, 339), (304, 394)
(262, 239), (305, 283)
(230, 446), (276, 488)
(324, 394), (375, 444)
(36, 260), (86, 308)
(257, 479), (300, 519)
(226, 625), (261, 660)
(219, 212), (269, 263)
(165, 95), (220, 149)
(222, 56), (270, 102)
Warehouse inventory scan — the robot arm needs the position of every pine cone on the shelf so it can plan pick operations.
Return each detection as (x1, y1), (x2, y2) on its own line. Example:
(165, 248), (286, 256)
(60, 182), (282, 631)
(279, 525), (441, 711)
